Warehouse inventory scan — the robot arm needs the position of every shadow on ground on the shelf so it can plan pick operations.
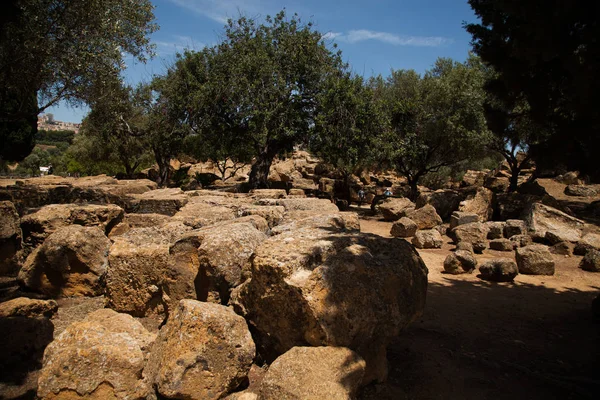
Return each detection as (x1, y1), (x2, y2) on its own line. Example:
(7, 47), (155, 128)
(360, 277), (600, 399)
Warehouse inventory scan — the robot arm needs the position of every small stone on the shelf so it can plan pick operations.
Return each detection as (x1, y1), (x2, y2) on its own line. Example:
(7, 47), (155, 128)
(516, 245), (555, 275)
(581, 249), (600, 272)
(479, 259), (519, 282)
(449, 211), (479, 229)
(504, 219), (527, 238)
(485, 221), (506, 239)
(550, 241), (573, 256)
(489, 238), (514, 252)
(443, 250), (477, 274)
(510, 234), (533, 248)
(390, 217), (418, 238)
(412, 229), (444, 249)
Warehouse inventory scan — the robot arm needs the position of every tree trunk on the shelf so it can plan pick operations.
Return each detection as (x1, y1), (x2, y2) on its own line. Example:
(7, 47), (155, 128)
(249, 142), (279, 189)
(154, 149), (171, 188)
(408, 178), (419, 201)
(508, 162), (520, 192)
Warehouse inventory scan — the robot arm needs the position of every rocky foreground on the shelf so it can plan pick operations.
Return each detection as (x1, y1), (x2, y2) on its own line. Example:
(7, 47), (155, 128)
(1, 171), (600, 399)
(0, 176), (429, 399)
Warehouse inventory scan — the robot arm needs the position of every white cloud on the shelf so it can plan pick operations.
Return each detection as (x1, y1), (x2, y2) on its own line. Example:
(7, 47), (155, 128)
(155, 35), (205, 55)
(168, 0), (265, 24)
(331, 29), (452, 47)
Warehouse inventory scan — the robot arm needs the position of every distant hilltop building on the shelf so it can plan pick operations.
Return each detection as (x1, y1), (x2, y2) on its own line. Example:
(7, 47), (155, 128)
(38, 113), (80, 134)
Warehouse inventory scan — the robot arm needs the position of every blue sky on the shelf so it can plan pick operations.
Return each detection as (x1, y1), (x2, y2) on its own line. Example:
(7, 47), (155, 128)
(47, 0), (478, 123)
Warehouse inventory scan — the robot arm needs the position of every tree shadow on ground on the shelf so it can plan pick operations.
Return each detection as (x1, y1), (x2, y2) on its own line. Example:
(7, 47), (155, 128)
(359, 276), (600, 400)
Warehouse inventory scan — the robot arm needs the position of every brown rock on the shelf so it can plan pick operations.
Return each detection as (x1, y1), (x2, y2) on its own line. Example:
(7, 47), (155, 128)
(0, 297), (57, 318)
(412, 229), (444, 249)
(574, 233), (600, 256)
(415, 189), (463, 220)
(377, 197), (416, 221)
(479, 259), (519, 282)
(406, 205), (442, 230)
(580, 249), (600, 272)
(523, 203), (584, 242)
(550, 241), (574, 256)
(108, 213), (171, 238)
(459, 187), (493, 222)
(105, 222), (192, 317)
(390, 217), (418, 238)
(489, 238), (514, 252)
(510, 234), (533, 248)
(238, 205), (285, 228)
(37, 309), (155, 400)
(0, 200), (22, 275)
(250, 189), (287, 199)
(271, 212), (360, 235)
(168, 222), (267, 306)
(443, 250), (477, 274)
(144, 300), (255, 400)
(565, 185), (597, 197)
(516, 245), (555, 275)
(173, 203), (236, 229)
(259, 347), (366, 400)
(230, 229), (428, 384)
(131, 188), (188, 216)
(504, 219), (527, 238)
(451, 222), (488, 253)
(21, 203), (124, 248)
(449, 211), (479, 229)
(485, 221), (506, 239)
(18, 225), (111, 297)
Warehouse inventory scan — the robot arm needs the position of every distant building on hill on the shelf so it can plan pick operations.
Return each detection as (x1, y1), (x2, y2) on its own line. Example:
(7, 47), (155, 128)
(37, 113), (80, 134)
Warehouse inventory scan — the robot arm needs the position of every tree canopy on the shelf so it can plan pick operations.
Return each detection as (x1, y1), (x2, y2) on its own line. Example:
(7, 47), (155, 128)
(371, 56), (491, 198)
(0, 0), (157, 162)
(167, 11), (346, 188)
(466, 0), (600, 179)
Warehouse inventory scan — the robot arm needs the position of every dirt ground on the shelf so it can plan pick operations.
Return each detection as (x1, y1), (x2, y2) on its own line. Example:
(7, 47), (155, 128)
(358, 210), (600, 400)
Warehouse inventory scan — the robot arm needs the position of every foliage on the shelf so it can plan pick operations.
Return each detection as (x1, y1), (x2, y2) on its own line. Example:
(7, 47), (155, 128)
(0, 88), (37, 162)
(466, 0), (600, 179)
(310, 72), (382, 199)
(82, 80), (153, 178)
(35, 129), (75, 145)
(0, 0), (157, 161)
(168, 11), (346, 188)
(371, 56), (492, 198)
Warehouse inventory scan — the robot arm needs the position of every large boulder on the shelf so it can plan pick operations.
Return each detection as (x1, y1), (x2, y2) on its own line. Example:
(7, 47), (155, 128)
(377, 197), (416, 221)
(458, 187), (493, 222)
(230, 228), (428, 384)
(0, 298), (57, 382)
(451, 222), (488, 253)
(250, 189), (287, 199)
(515, 245), (555, 275)
(21, 203), (124, 248)
(0, 200), (22, 275)
(510, 234), (533, 248)
(37, 309), (155, 399)
(461, 170), (489, 187)
(523, 203), (584, 242)
(479, 259), (519, 282)
(259, 347), (366, 400)
(412, 229), (443, 249)
(19, 225), (111, 297)
(406, 205), (442, 230)
(105, 222), (192, 317)
(390, 217), (418, 238)
(168, 222), (267, 306)
(580, 249), (600, 272)
(130, 188), (189, 216)
(144, 300), (255, 400)
(443, 250), (477, 274)
(415, 189), (463, 220)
